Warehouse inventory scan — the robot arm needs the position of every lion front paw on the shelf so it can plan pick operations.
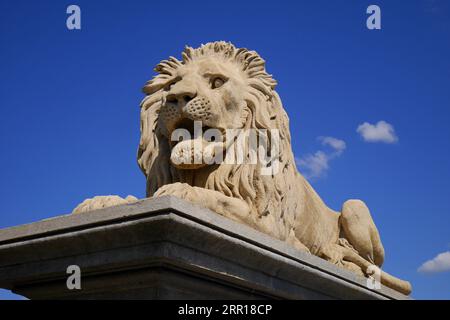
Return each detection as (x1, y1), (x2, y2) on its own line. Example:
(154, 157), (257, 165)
(154, 183), (199, 202)
(72, 195), (138, 214)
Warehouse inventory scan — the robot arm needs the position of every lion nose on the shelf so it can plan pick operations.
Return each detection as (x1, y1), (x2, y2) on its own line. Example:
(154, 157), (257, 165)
(166, 85), (197, 107)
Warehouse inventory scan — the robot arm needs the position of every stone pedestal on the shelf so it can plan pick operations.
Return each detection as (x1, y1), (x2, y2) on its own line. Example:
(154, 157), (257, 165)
(0, 196), (408, 300)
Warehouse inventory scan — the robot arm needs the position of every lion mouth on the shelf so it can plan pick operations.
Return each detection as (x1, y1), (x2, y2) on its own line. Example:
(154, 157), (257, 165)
(170, 118), (212, 148)
(169, 118), (224, 170)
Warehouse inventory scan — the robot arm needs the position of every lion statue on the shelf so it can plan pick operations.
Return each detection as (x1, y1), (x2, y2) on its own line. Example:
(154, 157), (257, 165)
(73, 41), (411, 295)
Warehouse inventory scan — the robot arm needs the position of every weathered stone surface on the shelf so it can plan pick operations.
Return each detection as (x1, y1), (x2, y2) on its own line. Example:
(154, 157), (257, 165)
(0, 196), (409, 300)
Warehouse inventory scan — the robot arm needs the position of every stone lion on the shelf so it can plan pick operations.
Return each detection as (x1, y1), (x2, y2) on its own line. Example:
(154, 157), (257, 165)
(74, 41), (411, 295)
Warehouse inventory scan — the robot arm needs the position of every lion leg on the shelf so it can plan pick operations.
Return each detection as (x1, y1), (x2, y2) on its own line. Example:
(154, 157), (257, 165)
(340, 200), (385, 267)
(319, 242), (365, 276)
(338, 245), (412, 295)
(286, 229), (311, 253)
(154, 182), (253, 225)
(320, 241), (411, 294)
(72, 195), (138, 214)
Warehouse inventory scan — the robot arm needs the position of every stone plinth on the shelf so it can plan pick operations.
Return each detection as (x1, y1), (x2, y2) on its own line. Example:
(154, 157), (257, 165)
(0, 196), (408, 300)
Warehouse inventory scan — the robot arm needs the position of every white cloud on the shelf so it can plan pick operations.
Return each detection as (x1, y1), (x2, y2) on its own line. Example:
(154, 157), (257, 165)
(296, 136), (345, 179)
(319, 136), (346, 154)
(296, 151), (329, 179)
(418, 251), (450, 274)
(357, 120), (398, 143)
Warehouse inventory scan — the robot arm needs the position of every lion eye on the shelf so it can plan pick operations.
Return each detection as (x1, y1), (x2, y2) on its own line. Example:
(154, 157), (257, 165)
(211, 77), (225, 89)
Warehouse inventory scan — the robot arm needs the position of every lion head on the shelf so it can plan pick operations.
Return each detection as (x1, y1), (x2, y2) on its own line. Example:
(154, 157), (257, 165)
(138, 41), (299, 224)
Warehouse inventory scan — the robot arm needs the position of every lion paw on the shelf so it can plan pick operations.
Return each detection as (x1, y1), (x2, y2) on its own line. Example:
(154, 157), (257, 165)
(154, 183), (199, 202)
(72, 195), (138, 214)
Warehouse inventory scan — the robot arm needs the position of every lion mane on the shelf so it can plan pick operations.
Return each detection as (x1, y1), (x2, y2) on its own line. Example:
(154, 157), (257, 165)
(137, 42), (299, 236)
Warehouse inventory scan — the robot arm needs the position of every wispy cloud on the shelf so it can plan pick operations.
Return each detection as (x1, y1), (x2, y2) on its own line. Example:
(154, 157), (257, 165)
(357, 120), (398, 144)
(297, 151), (329, 179)
(418, 251), (450, 274)
(296, 136), (346, 179)
(319, 136), (346, 154)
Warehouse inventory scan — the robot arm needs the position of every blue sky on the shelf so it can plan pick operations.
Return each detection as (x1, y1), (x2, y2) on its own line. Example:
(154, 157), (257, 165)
(1, 0), (449, 299)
